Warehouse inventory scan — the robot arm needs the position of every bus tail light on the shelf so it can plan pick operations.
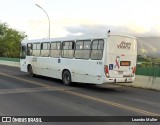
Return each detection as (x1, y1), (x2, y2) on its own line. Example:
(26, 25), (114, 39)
(132, 66), (136, 74)
(104, 65), (109, 77)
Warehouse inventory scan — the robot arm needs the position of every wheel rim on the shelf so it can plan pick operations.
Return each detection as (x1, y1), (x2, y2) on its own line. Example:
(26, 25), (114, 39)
(29, 66), (33, 76)
(64, 74), (70, 84)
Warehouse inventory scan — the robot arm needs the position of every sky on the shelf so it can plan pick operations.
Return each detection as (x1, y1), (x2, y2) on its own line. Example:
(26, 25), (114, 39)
(0, 0), (160, 39)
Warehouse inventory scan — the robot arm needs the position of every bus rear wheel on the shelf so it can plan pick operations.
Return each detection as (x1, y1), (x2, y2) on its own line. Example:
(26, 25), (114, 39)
(28, 65), (35, 77)
(62, 70), (71, 86)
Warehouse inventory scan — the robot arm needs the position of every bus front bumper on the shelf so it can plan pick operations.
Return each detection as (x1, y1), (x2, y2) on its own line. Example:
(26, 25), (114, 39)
(103, 76), (135, 83)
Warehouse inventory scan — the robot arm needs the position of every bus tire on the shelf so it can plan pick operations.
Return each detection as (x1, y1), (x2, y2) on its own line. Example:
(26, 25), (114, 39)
(62, 70), (71, 86)
(28, 65), (35, 77)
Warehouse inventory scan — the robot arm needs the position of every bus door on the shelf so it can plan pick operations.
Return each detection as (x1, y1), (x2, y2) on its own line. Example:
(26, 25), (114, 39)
(20, 44), (27, 72)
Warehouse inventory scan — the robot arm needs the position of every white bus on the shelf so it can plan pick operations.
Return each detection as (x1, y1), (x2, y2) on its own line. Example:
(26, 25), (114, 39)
(20, 34), (137, 85)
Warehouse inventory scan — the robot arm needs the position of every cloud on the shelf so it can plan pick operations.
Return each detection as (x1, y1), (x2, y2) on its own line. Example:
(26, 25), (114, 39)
(65, 25), (134, 36)
(64, 24), (160, 37)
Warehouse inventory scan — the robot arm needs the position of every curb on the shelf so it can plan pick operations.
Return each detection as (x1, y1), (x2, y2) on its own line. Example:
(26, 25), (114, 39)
(0, 60), (20, 67)
(0, 60), (159, 91)
(117, 75), (160, 91)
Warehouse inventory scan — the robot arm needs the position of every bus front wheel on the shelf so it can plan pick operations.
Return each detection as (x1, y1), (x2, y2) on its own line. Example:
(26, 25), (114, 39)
(62, 70), (71, 86)
(28, 65), (35, 77)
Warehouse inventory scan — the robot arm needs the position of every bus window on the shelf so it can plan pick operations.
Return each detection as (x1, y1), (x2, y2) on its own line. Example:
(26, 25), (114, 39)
(84, 41), (90, 49)
(62, 41), (74, 58)
(98, 40), (104, 49)
(27, 43), (32, 56)
(41, 42), (50, 57)
(50, 41), (61, 58)
(32, 43), (41, 56)
(75, 40), (91, 59)
(20, 45), (26, 59)
(90, 39), (104, 60)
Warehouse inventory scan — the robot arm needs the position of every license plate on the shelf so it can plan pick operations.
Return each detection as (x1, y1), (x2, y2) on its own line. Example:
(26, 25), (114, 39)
(118, 71), (123, 74)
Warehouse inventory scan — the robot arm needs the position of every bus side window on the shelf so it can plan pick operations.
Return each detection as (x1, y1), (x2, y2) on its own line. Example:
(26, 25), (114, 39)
(90, 39), (104, 60)
(62, 41), (74, 58)
(32, 43), (41, 56)
(41, 42), (50, 57)
(32, 43), (36, 56)
(50, 41), (61, 58)
(75, 40), (91, 59)
(27, 43), (32, 56)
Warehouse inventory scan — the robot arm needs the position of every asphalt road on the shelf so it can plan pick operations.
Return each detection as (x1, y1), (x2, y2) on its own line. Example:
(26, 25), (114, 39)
(0, 65), (160, 125)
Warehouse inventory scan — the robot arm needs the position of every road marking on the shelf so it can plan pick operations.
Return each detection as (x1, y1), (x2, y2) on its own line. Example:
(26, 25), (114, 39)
(0, 72), (50, 87)
(0, 72), (159, 116)
(63, 90), (160, 116)
(0, 87), (67, 94)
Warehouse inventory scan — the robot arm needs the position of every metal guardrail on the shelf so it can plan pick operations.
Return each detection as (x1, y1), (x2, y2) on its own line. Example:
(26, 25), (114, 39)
(0, 57), (160, 77)
(0, 57), (20, 62)
(0, 57), (159, 90)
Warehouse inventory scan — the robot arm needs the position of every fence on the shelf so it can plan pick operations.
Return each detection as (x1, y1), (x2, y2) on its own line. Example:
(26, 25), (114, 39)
(136, 67), (160, 77)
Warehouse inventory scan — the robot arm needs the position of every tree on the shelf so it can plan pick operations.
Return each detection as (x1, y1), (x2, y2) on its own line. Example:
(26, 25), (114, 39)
(0, 22), (27, 58)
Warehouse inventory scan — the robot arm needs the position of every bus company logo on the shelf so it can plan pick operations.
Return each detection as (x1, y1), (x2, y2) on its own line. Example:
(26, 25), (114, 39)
(117, 41), (131, 50)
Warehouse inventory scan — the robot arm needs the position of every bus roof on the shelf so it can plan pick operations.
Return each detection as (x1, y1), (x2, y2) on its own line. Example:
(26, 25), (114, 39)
(21, 34), (136, 44)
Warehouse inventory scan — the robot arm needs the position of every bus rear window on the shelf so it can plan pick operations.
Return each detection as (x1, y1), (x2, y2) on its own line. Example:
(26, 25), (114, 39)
(107, 36), (137, 55)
